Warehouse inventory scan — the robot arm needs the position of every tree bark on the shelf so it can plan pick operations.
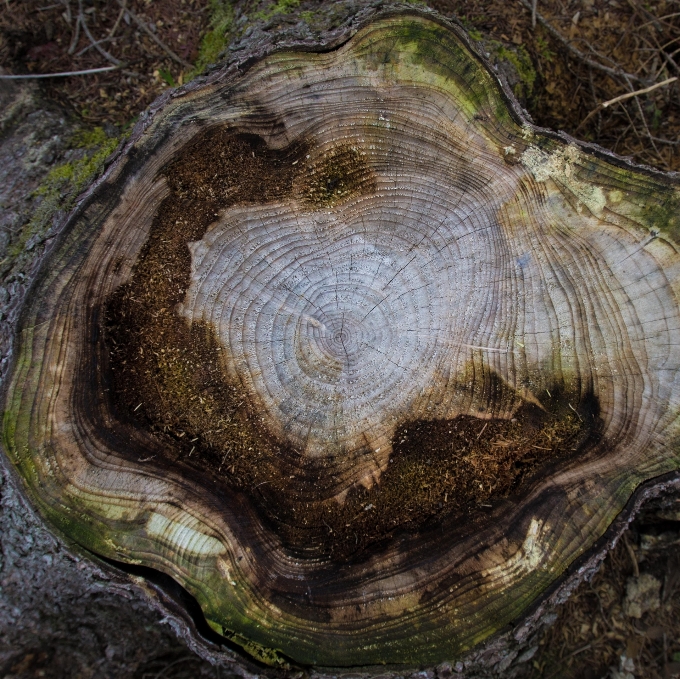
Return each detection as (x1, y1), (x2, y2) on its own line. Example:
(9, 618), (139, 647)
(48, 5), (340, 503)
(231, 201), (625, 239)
(2, 3), (680, 676)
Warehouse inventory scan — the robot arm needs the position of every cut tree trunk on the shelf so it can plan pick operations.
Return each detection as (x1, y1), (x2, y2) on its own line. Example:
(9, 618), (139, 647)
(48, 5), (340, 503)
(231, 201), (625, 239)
(3, 6), (680, 671)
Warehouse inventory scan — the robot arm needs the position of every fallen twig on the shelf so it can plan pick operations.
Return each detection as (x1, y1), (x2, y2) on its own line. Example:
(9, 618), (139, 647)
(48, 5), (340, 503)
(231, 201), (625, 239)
(67, 5), (81, 54)
(623, 532), (640, 578)
(517, 0), (645, 84)
(116, 0), (191, 69)
(78, 0), (124, 67)
(107, 0), (126, 39)
(61, 0), (72, 25)
(75, 36), (116, 57)
(0, 66), (119, 79)
(575, 76), (677, 132)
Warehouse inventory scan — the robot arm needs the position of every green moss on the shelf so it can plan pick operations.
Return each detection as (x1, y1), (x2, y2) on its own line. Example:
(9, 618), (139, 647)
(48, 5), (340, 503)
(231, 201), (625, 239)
(489, 42), (536, 100)
(189, 0), (234, 77)
(71, 126), (110, 148)
(227, 632), (290, 668)
(637, 186), (680, 242)
(206, 616), (291, 668)
(374, 21), (513, 125)
(6, 127), (122, 263)
(535, 35), (556, 63)
(253, 0), (300, 22)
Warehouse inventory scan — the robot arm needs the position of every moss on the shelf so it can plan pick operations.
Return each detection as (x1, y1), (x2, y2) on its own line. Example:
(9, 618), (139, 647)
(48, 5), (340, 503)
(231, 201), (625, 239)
(639, 187), (680, 242)
(189, 0), (234, 77)
(227, 632), (290, 668)
(253, 0), (300, 22)
(489, 42), (537, 100)
(380, 20), (513, 125)
(535, 35), (556, 63)
(6, 127), (122, 263)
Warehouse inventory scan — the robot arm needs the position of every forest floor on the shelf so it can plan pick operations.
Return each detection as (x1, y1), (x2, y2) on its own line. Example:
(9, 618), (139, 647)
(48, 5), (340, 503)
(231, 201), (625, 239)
(1, 0), (680, 678)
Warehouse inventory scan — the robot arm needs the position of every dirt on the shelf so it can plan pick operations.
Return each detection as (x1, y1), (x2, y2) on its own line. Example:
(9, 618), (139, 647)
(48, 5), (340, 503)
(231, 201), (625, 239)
(0, 0), (211, 124)
(519, 502), (680, 679)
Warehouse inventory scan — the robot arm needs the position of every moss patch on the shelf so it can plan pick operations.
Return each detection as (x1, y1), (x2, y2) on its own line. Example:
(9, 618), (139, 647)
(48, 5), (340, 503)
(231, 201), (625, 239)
(7, 127), (121, 263)
(637, 185), (680, 243)
(253, 0), (301, 23)
(189, 0), (234, 77)
(489, 41), (536, 100)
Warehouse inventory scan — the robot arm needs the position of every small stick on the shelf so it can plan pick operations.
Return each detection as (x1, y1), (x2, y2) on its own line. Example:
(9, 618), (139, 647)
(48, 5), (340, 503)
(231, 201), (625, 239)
(623, 532), (640, 577)
(107, 0), (126, 39)
(0, 66), (119, 79)
(517, 0), (644, 84)
(116, 0), (191, 69)
(576, 77), (677, 132)
(62, 0), (72, 25)
(75, 36), (116, 58)
(67, 8), (81, 54)
(531, 0), (538, 28)
(568, 403), (583, 421)
(78, 0), (124, 67)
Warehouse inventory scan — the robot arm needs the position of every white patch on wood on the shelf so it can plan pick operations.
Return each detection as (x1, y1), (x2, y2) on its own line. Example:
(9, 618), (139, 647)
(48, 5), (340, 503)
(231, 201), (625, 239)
(482, 518), (547, 587)
(521, 144), (606, 216)
(146, 511), (225, 557)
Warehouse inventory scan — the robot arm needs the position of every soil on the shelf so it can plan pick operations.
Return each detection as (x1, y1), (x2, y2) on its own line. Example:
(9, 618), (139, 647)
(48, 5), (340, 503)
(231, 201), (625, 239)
(0, 0), (210, 124)
(522, 501), (680, 679)
(2, 0), (680, 677)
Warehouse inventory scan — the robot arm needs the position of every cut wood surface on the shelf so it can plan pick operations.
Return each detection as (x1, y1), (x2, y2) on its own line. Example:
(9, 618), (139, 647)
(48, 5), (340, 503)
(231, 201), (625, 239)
(3, 9), (680, 669)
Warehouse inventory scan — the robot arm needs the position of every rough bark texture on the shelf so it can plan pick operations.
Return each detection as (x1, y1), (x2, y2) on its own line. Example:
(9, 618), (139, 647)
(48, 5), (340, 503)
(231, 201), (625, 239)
(0, 79), (226, 679)
(2, 2), (680, 677)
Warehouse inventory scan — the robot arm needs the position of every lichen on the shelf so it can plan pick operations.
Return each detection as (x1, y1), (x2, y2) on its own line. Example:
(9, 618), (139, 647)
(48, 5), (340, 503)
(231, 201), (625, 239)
(521, 143), (606, 216)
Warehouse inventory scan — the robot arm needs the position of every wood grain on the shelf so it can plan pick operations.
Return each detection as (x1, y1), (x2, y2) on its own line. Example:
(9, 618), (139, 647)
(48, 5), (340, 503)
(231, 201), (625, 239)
(3, 11), (680, 668)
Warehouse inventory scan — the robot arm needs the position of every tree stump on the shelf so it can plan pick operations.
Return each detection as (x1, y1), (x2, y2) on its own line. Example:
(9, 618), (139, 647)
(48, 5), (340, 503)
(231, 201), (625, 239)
(4, 9), (680, 670)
